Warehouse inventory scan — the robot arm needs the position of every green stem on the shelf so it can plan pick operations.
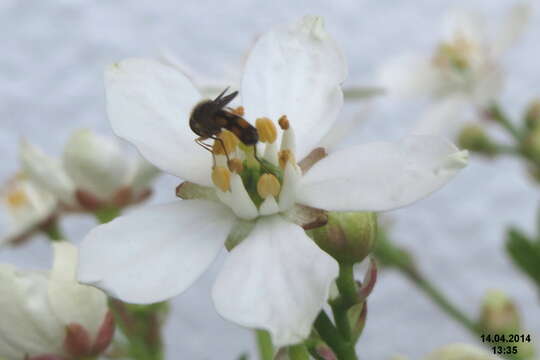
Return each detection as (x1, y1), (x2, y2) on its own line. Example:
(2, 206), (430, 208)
(288, 344), (310, 360)
(487, 104), (522, 141)
(109, 300), (167, 360)
(343, 86), (385, 101)
(42, 219), (65, 242)
(255, 329), (274, 360)
(314, 311), (357, 360)
(331, 264), (358, 341)
(336, 264), (358, 307)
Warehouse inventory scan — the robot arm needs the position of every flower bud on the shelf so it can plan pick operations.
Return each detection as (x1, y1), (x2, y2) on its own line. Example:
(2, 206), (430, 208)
(457, 125), (495, 155)
(308, 211), (377, 264)
(0, 242), (113, 359)
(479, 290), (520, 333)
(522, 128), (540, 164)
(524, 99), (540, 130)
(63, 129), (129, 200)
(1, 174), (57, 245)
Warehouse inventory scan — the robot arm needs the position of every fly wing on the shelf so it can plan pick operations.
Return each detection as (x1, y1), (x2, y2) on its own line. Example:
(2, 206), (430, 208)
(213, 89), (238, 109)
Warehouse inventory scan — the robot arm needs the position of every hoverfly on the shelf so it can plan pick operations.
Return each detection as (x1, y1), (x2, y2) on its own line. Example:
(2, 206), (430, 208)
(190, 88), (259, 164)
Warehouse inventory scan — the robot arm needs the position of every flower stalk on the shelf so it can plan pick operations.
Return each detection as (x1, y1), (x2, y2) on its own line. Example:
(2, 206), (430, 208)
(288, 344), (311, 360)
(255, 330), (274, 360)
(331, 264), (358, 341)
(314, 311), (358, 360)
(109, 300), (168, 360)
(42, 219), (65, 242)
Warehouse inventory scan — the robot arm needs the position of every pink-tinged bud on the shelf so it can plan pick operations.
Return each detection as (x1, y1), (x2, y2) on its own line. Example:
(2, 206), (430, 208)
(308, 212), (377, 264)
(112, 186), (134, 207)
(358, 258), (378, 302)
(315, 344), (337, 360)
(75, 189), (104, 211)
(63, 323), (92, 357)
(91, 311), (116, 354)
(479, 290), (521, 333)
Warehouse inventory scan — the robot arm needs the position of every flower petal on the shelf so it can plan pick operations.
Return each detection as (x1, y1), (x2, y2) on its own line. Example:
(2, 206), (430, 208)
(0, 177), (57, 245)
(378, 55), (444, 98)
(48, 242), (109, 338)
(105, 58), (212, 185)
(126, 155), (161, 196)
(297, 135), (468, 211)
(492, 4), (530, 56)
(442, 9), (487, 46)
(19, 140), (76, 206)
(63, 129), (129, 200)
(412, 95), (471, 137)
(212, 215), (338, 346)
(241, 15), (346, 159)
(78, 200), (235, 304)
(0, 264), (64, 356)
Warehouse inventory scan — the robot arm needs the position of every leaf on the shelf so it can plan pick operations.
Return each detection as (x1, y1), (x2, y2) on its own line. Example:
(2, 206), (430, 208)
(505, 227), (540, 288)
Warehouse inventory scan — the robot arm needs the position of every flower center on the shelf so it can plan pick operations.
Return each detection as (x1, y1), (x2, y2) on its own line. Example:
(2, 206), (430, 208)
(432, 33), (480, 74)
(6, 189), (28, 208)
(208, 114), (301, 219)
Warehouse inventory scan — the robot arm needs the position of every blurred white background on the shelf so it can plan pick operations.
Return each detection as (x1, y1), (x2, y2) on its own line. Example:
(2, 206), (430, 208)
(1, 0), (539, 359)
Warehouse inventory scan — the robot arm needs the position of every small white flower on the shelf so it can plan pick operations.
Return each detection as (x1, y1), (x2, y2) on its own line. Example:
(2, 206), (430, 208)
(379, 4), (530, 135)
(0, 174), (57, 245)
(78, 15), (467, 346)
(20, 129), (160, 211)
(0, 242), (113, 359)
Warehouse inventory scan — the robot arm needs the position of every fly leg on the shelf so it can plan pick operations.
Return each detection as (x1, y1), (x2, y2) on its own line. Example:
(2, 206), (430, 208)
(209, 135), (232, 168)
(253, 145), (271, 173)
(195, 137), (217, 167)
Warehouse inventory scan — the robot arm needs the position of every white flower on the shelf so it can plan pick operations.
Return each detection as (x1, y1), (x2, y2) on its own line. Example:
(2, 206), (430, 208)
(0, 174), (57, 245)
(378, 4), (530, 135)
(20, 129), (160, 211)
(78, 15), (467, 346)
(0, 242), (113, 359)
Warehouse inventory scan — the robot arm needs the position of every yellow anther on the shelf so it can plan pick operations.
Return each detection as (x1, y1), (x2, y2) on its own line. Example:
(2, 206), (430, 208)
(213, 130), (240, 155)
(278, 115), (290, 130)
(257, 174), (281, 199)
(256, 117), (278, 143)
(6, 189), (28, 208)
(211, 166), (231, 192)
(228, 158), (244, 173)
(278, 149), (296, 169)
(232, 106), (245, 116)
